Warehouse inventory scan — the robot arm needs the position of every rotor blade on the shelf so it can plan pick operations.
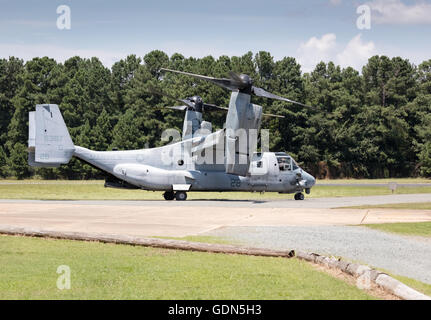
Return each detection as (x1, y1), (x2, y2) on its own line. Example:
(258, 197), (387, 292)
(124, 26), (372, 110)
(228, 71), (243, 83)
(252, 86), (314, 109)
(165, 106), (188, 111)
(228, 71), (247, 88)
(204, 103), (284, 118)
(147, 85), (178, 102)
(203, 103), (229, 112)
(262, 113), (285, 119)
(160, 68), (237, 91)
(147, 85), (195, 108)
(178, 99), (195, 109)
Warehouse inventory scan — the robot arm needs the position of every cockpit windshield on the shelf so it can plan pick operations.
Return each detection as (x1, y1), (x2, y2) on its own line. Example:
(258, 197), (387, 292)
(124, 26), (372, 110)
(275, 152), (299, 171)
(291, 158), (299, 170)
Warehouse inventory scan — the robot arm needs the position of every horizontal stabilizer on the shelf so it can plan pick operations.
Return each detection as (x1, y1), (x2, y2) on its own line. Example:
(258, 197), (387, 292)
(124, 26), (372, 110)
(28, 150), (60, 168)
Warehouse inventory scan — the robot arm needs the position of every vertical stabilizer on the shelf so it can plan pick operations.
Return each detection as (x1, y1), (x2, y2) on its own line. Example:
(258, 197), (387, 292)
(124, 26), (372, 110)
(28, 104), (74, 167)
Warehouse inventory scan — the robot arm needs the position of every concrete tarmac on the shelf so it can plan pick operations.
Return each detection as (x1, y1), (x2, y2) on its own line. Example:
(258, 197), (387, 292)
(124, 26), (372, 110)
(0, 194), (430, 237)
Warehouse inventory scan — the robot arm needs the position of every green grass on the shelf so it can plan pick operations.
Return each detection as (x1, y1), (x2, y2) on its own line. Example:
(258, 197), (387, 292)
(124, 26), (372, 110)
(317, 178), (431, 184)
(308, 186), (431, 198)
(389, 274), (431, 297)
(1, 180), (431, 200)
(0, 181), (150, 200)
(343, 202), (431, 210)
(0, 235), (375, 300)
(367, 265), (431, 297)
(363, 222), (431, 237)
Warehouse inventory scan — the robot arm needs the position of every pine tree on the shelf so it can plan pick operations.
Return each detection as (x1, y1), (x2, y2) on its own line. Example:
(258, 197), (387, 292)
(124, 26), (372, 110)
(7, 142), (30, 179)
(92, 108), (113, 151)
(0, 146), (7, 177)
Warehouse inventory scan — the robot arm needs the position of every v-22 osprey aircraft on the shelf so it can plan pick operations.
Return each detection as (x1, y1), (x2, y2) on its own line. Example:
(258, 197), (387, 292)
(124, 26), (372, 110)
(28, 68), (316, 201)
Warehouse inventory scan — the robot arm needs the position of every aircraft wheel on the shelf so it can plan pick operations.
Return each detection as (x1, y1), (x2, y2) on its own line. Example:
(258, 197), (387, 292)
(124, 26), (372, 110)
(175, 191), (187, 201)
(294, 193), (304, 201)
(163, 191), (175, 201)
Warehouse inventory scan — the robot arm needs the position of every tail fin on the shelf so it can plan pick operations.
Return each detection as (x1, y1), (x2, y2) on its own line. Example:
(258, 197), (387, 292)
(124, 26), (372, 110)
(28, 104), (74, 167)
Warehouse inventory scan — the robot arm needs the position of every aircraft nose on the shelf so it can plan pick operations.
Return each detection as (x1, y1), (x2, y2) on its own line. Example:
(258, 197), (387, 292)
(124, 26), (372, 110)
(304, 172), (316, 187)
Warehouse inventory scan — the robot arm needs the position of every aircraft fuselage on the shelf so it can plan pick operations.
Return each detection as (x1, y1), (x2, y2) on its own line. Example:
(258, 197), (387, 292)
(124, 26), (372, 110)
(73, 137), (316, 195)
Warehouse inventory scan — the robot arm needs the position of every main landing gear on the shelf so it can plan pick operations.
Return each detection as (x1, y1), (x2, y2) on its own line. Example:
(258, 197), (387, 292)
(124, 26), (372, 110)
(163, 191), (188, 201)
(175, 191), (187, 201)
(163, 191), (175, 200)
(294, 193), (305, 201)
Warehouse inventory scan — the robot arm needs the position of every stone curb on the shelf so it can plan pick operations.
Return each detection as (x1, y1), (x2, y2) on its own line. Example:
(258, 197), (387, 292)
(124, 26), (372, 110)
(296, 251), (431, 300)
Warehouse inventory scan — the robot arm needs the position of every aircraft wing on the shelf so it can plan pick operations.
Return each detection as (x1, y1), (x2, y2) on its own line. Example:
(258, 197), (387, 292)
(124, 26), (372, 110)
(191, 129), (225, 154)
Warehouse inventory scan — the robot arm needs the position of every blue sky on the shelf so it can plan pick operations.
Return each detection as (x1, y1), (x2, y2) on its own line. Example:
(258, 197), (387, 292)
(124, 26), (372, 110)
(0, 0), (430, 72)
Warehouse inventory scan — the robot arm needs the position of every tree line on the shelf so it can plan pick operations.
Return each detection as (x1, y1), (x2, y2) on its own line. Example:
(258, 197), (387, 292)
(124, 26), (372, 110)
(0, 50), (430, 179)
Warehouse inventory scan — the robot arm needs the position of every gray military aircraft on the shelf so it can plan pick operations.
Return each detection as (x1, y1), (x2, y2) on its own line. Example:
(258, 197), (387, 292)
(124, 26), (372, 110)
(28, 68), (316, 201)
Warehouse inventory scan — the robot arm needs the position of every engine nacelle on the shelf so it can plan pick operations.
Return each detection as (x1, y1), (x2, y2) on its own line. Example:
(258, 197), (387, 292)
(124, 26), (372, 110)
(225, 92), (262, 176)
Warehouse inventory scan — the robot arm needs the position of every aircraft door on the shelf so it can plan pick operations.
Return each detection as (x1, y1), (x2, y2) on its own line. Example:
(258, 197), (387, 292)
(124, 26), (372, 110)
(249, 156), (269, 191)
(275, 153), (296, 186)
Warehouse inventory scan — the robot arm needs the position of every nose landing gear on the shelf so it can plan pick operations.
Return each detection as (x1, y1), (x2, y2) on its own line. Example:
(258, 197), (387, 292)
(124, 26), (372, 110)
(294, 193), (305, 201)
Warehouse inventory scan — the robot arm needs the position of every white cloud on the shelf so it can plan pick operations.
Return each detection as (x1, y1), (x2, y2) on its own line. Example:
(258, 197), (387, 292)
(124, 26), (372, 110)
(336, 34), (376, 71)
(297, 33), (337, 72)
(366, 0), (431, 24)
(297, 33), (376, 72)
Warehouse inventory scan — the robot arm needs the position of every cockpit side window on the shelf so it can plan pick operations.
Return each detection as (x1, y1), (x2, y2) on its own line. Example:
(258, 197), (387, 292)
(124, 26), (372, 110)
(276, 154), (300, 171)
(277, 156), (291, 171)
